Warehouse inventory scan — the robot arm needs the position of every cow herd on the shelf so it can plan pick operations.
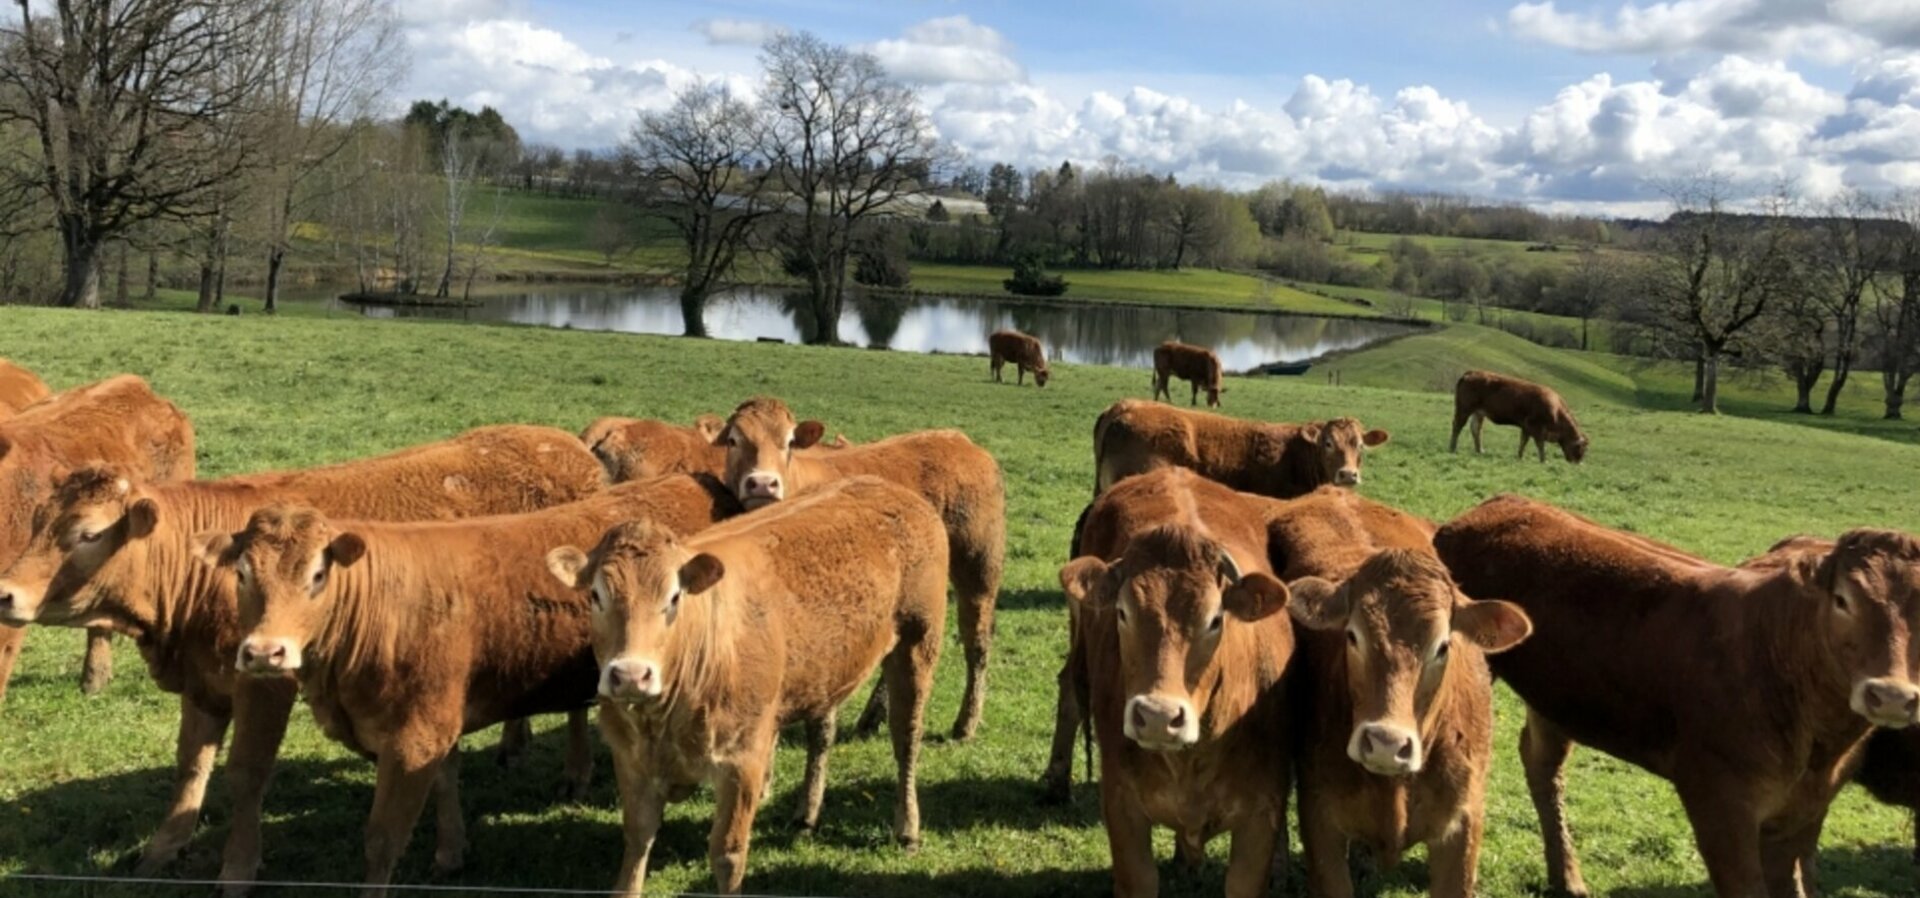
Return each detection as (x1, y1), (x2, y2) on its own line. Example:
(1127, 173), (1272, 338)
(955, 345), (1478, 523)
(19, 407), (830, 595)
(0, 352), (1916, 898)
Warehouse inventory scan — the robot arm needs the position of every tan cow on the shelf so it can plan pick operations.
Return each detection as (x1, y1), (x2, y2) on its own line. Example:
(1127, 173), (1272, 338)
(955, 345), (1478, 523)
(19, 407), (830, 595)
(0, 358), (50, 417)
(1435, 496), (1920, 898)
(1153, 340), (1225, 407)
(1094, 399), (1390, 497)
(1449, 370), (1588, 464)
(717, 396), (1005, 740)
(0, 375), (195, 700)
(201, 474), (739, 896)
(547, 477), (948, 896)
(1273, 488), (1531, 898)
(989, 329), (1050, 387)
(0, 426), (616, 885)
(582, 414), (851, 484)
(1059, 467), (1294, 898)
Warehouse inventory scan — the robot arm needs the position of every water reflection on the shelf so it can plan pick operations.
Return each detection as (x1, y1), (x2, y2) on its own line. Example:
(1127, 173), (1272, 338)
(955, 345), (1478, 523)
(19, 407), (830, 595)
(329, 286), (1419, 370)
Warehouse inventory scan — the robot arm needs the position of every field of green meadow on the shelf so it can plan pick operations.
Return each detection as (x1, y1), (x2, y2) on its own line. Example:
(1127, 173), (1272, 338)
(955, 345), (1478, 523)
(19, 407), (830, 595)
(2, 304), (1919, 897)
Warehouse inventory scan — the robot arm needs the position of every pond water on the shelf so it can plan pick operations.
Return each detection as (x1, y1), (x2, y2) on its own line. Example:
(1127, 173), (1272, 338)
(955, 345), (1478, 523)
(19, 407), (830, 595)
(328, 285), (1420, 372)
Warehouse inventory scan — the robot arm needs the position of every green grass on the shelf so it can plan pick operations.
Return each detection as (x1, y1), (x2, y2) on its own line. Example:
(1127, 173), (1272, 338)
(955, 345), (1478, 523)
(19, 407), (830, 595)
(1, 305), (1917, 898)
(909, 263), (1371, 317)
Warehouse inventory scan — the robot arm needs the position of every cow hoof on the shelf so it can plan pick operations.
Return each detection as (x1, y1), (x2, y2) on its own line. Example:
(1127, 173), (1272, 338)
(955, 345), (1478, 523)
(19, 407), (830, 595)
(80, 667), (111, 695)
(134, 847), (177, 876)
(434, 847), (465, 873)
(949, 720), (979, 743)
(556, 777), (591, 804)
(1036, 773), (1070, 806)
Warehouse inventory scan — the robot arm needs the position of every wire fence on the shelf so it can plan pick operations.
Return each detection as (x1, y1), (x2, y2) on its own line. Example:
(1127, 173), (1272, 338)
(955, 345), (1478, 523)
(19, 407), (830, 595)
(0, 872), (847, 898)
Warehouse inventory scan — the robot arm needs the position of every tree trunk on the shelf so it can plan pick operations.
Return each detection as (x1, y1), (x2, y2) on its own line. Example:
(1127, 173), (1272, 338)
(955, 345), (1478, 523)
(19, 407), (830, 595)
(1887, 372), (1911, 421)
(264, 246), (285, 315)
(113, 242), (129, 308)
(1791, 364), (1822, 414)
(195, 261), (217, 313)
(1699, 352), (1721, 414)
(57, 224), (103, 309)
(145, 250), (158, 302)
(679, 285), (709, 338)
(1580, 316), (1589, 351)
(1691, 353), (1705, 403)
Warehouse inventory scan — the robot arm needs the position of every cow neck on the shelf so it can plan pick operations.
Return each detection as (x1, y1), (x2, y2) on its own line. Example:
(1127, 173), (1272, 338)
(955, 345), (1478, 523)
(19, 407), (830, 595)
(1195, 615), (1281, 740)
(135, 486), (247, 661)
(298, 541), (432, 685)
(1277, 432), (1326, 498)
(653, 581), (745, 718)
(1748, 567), (1873, 757)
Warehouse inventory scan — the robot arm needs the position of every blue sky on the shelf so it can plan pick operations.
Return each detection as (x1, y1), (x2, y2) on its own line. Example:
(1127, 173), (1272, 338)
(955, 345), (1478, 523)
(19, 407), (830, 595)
(402, 0), (1920, 213)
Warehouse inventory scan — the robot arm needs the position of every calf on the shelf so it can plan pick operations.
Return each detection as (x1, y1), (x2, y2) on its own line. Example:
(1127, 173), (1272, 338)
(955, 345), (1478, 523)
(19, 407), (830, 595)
(580, 414), (724, 482)
(718, 396), (1005, 740)
(989, 329), (1051, 387)
(1435, 495), (1920, 898)
(1094, 399), (1390, 498)
(0, 426), (615, 886)
(1449, 370), (1587, 464)
(1059, 467), (1294, 898)
(0, 375), (195, 700)
(0, 358), (50, 417)
(1275, 491), (1531, 898)
(546, 477), (947, 896)
(204, 475), (738, 895)
(1153, 340), (1225, 407)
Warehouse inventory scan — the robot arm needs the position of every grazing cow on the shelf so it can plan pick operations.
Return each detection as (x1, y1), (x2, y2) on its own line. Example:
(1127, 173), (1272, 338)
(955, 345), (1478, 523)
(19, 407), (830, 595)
(1153, 340), (1225, 407)
(580, 414), (724, 482)
(989, 329), (1051, 387)
(0, 426), (615, 885)
(717, 397), (1005, 740)
(1449, 370), (1587, 464)
(202, 474), (739, 895)
(1058, 467), (1294, 898)
(1093, 399), (1391, 498)
(0, 359), (50, 417)
(546, 477), (947, 896)
(1434, 495), (1920, 898)
(1271, 488), (1531, 898)
(0, 375), (195, 701)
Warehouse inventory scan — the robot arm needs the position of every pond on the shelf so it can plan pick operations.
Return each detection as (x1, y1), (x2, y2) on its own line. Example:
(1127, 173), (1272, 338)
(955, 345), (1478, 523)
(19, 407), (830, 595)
(329, 285), (1421, 372)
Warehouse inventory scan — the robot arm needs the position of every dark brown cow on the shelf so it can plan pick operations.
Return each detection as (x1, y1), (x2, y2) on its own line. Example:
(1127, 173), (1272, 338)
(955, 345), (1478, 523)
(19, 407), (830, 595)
(989, 329), (1050, 387)
(1449, 370), (1588, 464)
(0, 358), (50, 417)
(201, 475), (738, 895)
(718, 397), (1005, 740)
(0, 375), (195, 700)
(547, 477), (948, 896)
(1272, 488), (1531, 898)
(1059, 467), (1294, 898)
(1094, 399), (1390, 498)
(1153, 340), (1225, 407)
(0, 426), (615, 885)
(1435, 495), (1920, 898)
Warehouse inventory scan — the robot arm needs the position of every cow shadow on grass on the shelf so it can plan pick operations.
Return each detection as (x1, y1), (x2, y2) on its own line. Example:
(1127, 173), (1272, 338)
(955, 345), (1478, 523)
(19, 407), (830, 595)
(995, 586), (1066, 613)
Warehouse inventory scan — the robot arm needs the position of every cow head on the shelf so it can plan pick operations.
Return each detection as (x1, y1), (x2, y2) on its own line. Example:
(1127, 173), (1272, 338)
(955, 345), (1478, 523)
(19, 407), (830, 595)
(0, 466), (158, 630)
(1035, 364), (1051, 388)
(194, 505), (364, 677)
(1299, 418), (1391, 488)
(547, 520), (720, 704)
(1560, 433), (1590, 464)
(718, 397), (824, 510)
(1059, 526), (1289, 751)
(1807, 530), (1920, 729)
(1288, 549), (1531, 776)
(581, 416), (725, 483)
(1205, 385), (1224, 408)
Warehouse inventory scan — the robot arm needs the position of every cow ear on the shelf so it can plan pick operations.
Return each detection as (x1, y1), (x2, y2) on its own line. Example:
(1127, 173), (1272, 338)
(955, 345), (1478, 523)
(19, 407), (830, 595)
(1300, 423), (1324, 445)
(547, 546), (590, 589)
(327, 533), (366, 568)
(190, 530), (239, 568)
(1286, 577), (1350, 631)
(1363, 429), (1391, 447)
(1453, 599), (1532, 654)
(1059, 557), (1115, 608)
(792, 421), (825, 450)
(692, 415), (724, 442)
(711, 423), (733, 447)
(1223, 571), (1289, 622)
(681, 553), (726, 594)
(125, 498), (160, 539)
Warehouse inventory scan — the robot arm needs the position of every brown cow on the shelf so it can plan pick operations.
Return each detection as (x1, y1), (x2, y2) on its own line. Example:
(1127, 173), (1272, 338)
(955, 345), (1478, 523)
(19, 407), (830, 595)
(1449, 370), (1588, 464)
(1059, 467), (1294, 898)
(0, 426), (614, 885)
(546, 477), (948, 896)
(1094, 399), (1390, 498)
(717, 396), (1005, 740)
(0, 375), (195, 700)
(989, 329), (1050, 387)
(1273, 489), (1532, 898)
(0, 358), (50, 417)
(201, 475), (739, 895)
(583, 415), (851, 484)
(1153, 340), (1225, 407)
(1435, 495), (1920, 898)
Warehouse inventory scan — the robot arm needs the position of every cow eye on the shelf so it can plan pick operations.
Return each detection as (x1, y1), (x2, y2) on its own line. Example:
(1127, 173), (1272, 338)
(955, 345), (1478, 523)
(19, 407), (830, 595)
(665, 591), (681, 615)
(76, 530), (101, 544)
(1346, 628), (1359, 648)
(1207, 612), (1223, 635)
(1833, 593), (1849, 614)
(588, 587), (604, 610)
(1115, 606), (1129, 625)
(1434, 639), (1450, 662)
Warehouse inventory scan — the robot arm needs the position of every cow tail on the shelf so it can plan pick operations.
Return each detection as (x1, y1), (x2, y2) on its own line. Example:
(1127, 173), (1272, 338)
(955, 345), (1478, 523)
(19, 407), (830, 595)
(1091, 408), (1114, 498)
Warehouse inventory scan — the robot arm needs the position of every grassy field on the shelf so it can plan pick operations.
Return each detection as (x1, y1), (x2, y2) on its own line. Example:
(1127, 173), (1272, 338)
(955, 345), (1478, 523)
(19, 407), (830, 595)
(2, 307), (1917, 898)
(909, 263), (1370, 317)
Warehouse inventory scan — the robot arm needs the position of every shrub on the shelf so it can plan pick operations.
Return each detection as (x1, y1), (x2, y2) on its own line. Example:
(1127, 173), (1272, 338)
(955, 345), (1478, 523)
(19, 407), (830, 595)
(1004, 255), (1068, 297)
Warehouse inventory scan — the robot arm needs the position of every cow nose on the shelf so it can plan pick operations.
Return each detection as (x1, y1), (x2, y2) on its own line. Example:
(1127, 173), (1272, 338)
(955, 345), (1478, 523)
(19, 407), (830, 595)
(1335, 469), (1361, 486)
(1353, 723), (1421, 775)
(742, 473), (782, 501)
(605, 659), (660, 698)
(1858, 679), (1920, 727)
(1124, 695), (1196, 748)
(239, 639), (288, 672)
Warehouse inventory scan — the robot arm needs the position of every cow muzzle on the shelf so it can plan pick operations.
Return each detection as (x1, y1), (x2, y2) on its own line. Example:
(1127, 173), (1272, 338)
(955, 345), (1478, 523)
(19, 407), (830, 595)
(1124, 694), (1199, 749)
(1852, 678), (1920, 729)
(1334, 468), (1361, 487)
(237, 637), (301, 675)
(603, 657), (662, 702)
(1349, 722), (1423, 776)
(0, 581), (42, 626)
(740, 472), (784, 509)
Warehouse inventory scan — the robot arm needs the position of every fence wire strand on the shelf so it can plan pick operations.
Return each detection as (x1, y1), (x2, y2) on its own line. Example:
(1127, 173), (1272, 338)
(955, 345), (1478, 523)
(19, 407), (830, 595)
(0, 872), (847, 898)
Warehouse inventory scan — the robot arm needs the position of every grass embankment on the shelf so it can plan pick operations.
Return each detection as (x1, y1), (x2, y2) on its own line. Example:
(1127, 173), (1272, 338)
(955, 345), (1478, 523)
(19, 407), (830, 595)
(1, 307), (1917, 897)
(909, 263), (1369, 317)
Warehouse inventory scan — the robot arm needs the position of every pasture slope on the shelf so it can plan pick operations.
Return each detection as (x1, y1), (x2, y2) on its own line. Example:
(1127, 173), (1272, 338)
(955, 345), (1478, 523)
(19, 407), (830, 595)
(0, 306), (1916, 898)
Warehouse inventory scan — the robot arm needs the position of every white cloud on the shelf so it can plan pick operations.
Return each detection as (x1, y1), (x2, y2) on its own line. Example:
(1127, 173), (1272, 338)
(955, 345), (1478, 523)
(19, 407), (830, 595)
(868, 16), (1026, 85)
(1507, 0), (1917, 63)
(695, 18), (787, 47)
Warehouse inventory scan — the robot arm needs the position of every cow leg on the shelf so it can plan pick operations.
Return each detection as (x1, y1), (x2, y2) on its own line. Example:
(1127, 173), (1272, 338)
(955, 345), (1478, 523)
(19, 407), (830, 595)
(1449, 409), (1470, 452)
(609, 747), (667, 897)
(1225, 813), (1279, 898)
(709, 751), (770, 895)
(792, 714), (836, 831)
(496, 717), (531, 768)
(1039, 656), (1081, 805)
(137, 695), (232, 874)
(0, 626), (21, 704)
(990, 356), (1002, 383)
(885, 605), (941, 849)
(362, 747), (449, 895)
(1301, 783), (1354, 898)
(218, 677), (299, 896)
(1763, 810), (1828, 898)
(1520, 710), (1589, 897)
(949, 530), (1002, 742)
(1471, 414), (1485, 453)
(1428, 808), (1484, 898)
(1517, 431), (1531, 461)
(80, 627), (113, 694)
(431, 744), (467, 873)
(1675, 776), (1766, 898)
(1103, 788), (1158, 898)
(1538, 434), (1549, 463)
(1190, 381), (1200, 406)
(1153, 373), (1168, 402)
(851, 677), (888, 739)
(560, 708), (594, 802)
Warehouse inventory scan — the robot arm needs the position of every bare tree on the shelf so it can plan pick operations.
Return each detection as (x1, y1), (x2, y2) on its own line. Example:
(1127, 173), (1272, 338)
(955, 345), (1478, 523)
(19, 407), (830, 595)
(761, 32), (941, 344)
(1872, 192), (1920, 420)
(628, 82), (775, 337)
(0, 0), (273, 308)
(434, 125), (475, 298)
(1561, 248), (1616, 351)
(1808, 191), (1889, 415)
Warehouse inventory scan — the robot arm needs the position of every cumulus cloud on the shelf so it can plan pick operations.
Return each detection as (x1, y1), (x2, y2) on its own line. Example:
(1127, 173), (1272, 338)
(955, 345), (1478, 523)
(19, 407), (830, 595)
(695, 18), (787, 47)
(868, 16), (1026, 84)
(1507, 0), (1918, 63)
